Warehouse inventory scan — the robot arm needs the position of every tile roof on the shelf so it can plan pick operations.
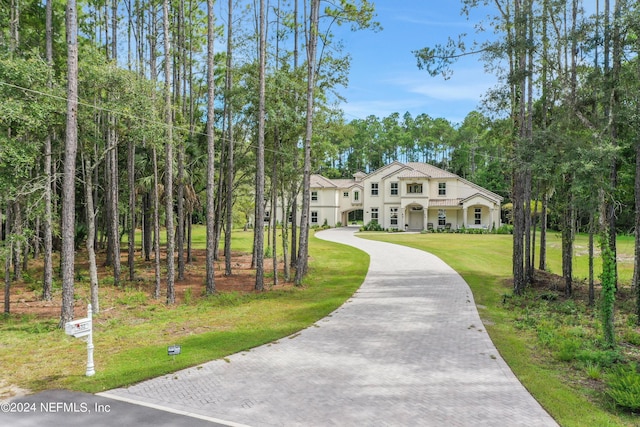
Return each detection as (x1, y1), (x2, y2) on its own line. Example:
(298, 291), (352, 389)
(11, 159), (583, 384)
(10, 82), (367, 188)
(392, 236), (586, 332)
(331, 179), (361, 188)
(396, 169), (430, 179)
(405, 162), (458, 179)
(310, 174), (337, 188)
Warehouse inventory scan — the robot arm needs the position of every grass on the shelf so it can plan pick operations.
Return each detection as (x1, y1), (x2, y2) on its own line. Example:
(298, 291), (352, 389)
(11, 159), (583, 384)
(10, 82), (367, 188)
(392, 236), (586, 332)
(0, 229), (369, 394)
(358, 231), (639, 427)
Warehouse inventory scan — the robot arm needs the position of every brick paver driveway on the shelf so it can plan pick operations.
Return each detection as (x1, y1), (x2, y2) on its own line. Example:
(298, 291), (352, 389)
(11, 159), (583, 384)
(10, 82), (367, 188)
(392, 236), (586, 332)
(100, 227), (558, 426)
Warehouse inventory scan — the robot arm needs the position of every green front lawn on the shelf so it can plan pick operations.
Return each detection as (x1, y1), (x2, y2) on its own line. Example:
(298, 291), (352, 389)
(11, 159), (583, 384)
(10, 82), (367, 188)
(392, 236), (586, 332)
(0, 230), (368, 394)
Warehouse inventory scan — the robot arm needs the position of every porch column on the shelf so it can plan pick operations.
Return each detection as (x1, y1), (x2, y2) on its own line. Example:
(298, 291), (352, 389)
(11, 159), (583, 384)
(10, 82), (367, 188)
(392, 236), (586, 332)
(423, 208), (427, 231)
(463, 206), (468, 228)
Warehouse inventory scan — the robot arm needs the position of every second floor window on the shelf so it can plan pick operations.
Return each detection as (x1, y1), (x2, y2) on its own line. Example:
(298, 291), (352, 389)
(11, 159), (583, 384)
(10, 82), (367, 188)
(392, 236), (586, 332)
(371, 182), (379, 196)
(408, 183), (423, 194)
(311, 191), (318, 201)
(343, 191), (349, 198)
(354, 191), (360, 201)
(390, 182), (398, 196)
(439, 182), (447, 196)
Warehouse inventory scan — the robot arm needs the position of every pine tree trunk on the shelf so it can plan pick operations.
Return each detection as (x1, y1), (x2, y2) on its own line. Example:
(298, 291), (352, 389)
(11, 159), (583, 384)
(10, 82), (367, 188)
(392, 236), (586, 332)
(60, 0), (79, 327)
(42, 0), (53, 301)
(143, 191), (151, 261)
(205, 0), (216, 295)
(562, 177), (574, 298)
(538, 192), (548, 271)
(223, 0), (234, 277)
(272, 130), (279, 287)
(82, 152), (100, 313)
(4, 204), (11, 314)
(128, 136), (135, 281)
(152, 147), (161, 299)
(109, 0), (121, 287)
(12, 200), (22, 282)
(148, 4), (161, 299)
(163, 0), (175, 304)
(295, 0), (320, 286)
(109, 122), (121, 286)
(254, 0), (266, 291)
(290, 0), (299, 269)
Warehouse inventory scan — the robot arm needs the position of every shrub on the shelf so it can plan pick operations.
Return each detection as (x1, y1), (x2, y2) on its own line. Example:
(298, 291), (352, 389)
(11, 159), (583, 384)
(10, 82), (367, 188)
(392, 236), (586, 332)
(536, 322), (558, 348)
(585, 362), (602, 380)
(622, 328), (640, 346)
(576, 349), (624, 368)
(554, 338), (581, 362)
(495, 224), (513, 234)
(606, 365), (640, 411)
(362, 220), (383, 231)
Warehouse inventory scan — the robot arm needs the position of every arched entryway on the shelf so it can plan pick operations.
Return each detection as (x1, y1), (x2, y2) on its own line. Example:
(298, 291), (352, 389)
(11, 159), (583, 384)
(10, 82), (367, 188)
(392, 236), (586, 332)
(343, 209), (363, 225)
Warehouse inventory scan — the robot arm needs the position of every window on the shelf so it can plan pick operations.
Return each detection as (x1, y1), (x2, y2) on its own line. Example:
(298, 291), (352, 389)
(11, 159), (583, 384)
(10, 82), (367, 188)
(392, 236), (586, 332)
(474, 208), (482, 225)
(390, 182), (398, 196)
(371, 208), (379, 222)
(438, 209), (446, 226)
(390, 207), (398, 227)
(311, 211), (318, 224)
(371, 182), (379, 196)
(343, 191), (349, 198)
(354, 191), (360, 202)
(408, 183), (423, 194)
(438, 182), (447, 196)
(264, 211), (270, 222)
(311, 191), (318, 201)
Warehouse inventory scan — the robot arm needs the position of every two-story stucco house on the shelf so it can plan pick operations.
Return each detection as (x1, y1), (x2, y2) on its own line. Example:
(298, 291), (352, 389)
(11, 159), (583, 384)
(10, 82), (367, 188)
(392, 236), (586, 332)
(307, 161), (503, 231)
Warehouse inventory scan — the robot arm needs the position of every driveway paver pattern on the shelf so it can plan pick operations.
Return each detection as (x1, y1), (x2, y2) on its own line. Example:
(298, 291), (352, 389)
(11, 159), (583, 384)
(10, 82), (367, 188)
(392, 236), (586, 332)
(100, 227), (558, 426)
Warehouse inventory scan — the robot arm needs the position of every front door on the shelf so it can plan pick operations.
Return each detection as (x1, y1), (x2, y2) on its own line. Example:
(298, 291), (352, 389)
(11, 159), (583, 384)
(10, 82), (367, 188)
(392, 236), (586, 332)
(408, 209), (424, 231)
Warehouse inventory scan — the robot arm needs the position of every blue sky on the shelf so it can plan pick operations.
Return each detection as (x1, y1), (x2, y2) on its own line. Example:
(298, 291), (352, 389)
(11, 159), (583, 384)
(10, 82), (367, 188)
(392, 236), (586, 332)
(333, 1), (500, 125)
(334, 1), (600, 125)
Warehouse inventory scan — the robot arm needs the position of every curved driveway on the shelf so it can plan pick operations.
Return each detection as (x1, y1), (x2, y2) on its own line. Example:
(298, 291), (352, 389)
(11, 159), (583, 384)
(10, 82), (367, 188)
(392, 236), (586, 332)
(101, 227), (557, 426)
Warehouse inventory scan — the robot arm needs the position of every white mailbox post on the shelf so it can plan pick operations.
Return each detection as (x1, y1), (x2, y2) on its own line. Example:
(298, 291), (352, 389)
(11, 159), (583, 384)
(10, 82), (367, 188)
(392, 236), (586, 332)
(65, 304), (95, 376)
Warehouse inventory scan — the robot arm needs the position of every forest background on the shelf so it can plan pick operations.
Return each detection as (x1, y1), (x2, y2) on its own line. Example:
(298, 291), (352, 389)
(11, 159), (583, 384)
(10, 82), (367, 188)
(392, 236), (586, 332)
(1, 0), (640, 368)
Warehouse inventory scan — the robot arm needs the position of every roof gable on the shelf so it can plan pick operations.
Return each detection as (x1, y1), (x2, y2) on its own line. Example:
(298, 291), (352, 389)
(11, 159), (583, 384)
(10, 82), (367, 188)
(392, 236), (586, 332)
(310, 174), (337, 188)
(362, 160), (405, 180)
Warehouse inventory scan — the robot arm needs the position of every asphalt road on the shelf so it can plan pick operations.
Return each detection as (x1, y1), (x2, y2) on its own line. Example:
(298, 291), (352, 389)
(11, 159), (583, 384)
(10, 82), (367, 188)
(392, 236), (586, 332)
(0, 389), (227, 427)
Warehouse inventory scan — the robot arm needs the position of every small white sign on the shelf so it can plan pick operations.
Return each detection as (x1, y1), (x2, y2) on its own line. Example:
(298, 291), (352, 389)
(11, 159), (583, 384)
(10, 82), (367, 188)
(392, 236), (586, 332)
(65, 317), (91, 338)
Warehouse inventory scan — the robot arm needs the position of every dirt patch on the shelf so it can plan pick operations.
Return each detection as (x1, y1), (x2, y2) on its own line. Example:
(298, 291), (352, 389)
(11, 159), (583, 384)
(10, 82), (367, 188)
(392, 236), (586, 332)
(5, 248), (293, 319)
(0, 380), (30, 402)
